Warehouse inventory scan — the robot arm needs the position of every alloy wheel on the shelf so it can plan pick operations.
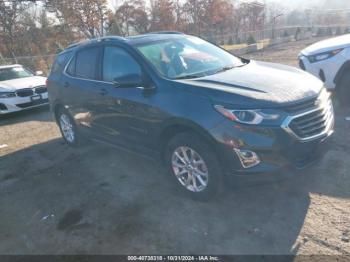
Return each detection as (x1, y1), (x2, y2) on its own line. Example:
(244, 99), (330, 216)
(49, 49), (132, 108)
(171, 146), (209, 192)
(59, 113), (75, 143)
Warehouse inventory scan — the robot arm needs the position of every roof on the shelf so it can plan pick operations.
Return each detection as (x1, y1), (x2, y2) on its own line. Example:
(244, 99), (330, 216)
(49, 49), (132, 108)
(63, 32), (186, 53)
(0, 64), (22, 70)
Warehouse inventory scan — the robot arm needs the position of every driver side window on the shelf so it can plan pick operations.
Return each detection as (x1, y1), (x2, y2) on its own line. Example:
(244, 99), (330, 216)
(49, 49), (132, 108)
(102, 46), (142, 82)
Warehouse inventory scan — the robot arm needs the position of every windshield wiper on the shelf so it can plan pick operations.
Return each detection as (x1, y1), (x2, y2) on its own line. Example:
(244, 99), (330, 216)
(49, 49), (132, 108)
(174, 74), (204, 80)
(214, 65), (236, 74)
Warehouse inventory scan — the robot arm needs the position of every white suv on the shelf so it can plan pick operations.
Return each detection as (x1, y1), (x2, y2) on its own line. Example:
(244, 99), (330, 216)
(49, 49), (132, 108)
(0, 65), (48, 114)
(299, 34), (350, 103)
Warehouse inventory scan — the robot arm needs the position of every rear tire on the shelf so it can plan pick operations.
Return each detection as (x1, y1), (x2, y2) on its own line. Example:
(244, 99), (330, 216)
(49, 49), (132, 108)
(337, 72), (350, 107)
(57, 108), (80, 147)
(164, 132), (223, 201)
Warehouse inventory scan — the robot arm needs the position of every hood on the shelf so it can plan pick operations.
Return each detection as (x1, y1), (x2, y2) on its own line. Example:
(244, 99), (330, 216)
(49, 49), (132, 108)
(300, 34), (350, 56)
(175, 61), (323, 108)
(0, 76), (47, 92)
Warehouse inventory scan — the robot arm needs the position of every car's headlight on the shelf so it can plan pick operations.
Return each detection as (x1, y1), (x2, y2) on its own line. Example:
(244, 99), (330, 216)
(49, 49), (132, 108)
(0, 91), (16, 98)
(214, 105), (280, 125)
(308, 48), (343, 63)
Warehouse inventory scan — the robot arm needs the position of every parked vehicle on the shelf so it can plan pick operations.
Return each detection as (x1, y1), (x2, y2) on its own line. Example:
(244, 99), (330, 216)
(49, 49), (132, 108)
(48, 32), (334, 199)
(299, 34), (350, 104)
(0, 65), (48, 114)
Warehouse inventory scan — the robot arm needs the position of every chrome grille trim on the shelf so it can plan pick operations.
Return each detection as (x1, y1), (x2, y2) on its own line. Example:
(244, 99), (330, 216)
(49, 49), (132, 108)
(281, 93), (334, 142)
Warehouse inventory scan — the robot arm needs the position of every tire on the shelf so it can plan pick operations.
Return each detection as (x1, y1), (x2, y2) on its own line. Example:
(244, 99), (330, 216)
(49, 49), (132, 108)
(164, 132), (223, 200)
(337, 72), (350, 107)
(57, 108), (80, 147)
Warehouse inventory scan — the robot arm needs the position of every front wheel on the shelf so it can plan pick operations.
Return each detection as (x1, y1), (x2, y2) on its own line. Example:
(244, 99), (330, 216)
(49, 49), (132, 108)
(164, 132), (223, 200)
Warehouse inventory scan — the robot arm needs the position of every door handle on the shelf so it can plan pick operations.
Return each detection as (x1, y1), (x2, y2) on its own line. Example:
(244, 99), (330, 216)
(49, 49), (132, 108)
(99, 88), (108, 96)
(63, 82), (70, 88)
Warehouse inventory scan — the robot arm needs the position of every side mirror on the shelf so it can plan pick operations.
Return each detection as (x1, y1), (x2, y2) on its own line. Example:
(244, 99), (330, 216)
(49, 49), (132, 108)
(113, 74), (144, 88)
(36, 70), (44, 76)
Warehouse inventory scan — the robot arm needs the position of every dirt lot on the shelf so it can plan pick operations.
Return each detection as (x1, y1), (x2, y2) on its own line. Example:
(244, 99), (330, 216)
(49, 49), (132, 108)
(0, 38), (350, 255)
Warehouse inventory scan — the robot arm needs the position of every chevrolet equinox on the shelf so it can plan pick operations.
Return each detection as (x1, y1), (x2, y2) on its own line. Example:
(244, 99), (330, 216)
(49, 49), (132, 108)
(48, 32), (334, 199)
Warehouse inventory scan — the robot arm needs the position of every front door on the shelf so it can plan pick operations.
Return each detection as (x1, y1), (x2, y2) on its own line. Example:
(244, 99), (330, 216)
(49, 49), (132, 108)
(91, 45), (160, 151)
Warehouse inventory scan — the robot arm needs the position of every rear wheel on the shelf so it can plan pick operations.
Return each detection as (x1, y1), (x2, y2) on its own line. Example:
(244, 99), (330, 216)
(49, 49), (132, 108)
(337, 71), (350, 107)
(57, 108), (80, 146)
(164, 132), (223, 200)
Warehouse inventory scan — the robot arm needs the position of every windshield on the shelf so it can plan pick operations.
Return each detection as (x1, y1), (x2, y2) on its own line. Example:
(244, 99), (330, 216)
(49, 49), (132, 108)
(0, 67), (34, 81)
(136, 36), (243, 79)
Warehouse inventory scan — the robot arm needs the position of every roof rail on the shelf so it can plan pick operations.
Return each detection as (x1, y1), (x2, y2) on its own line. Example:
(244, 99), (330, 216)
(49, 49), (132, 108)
(66, 36), (126, 50)
(66, 40), (88, 50)
(148, 31), (184, 35)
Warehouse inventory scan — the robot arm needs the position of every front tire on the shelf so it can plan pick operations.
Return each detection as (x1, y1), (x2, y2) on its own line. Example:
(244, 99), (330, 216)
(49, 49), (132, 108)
(337, 72), (350, 106)
(164, 132), (223, 200)
(57, 108), (80, 147)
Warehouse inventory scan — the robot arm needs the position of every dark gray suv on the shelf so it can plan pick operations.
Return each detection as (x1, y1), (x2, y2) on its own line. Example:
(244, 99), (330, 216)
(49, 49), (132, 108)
(48, 32), (334, 199)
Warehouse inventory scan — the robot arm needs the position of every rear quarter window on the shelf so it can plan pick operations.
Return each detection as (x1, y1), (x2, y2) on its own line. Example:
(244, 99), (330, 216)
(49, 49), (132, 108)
(51, 51), (73, 74)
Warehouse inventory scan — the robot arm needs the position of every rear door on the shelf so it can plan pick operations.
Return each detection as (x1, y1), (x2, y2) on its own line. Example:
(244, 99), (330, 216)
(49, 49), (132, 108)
(60, 45), (105, 137)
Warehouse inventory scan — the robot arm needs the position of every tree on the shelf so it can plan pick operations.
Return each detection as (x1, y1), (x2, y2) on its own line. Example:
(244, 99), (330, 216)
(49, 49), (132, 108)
(115, 0), (149, 36)
(149, 0), (175, 31)
(205, 0), (233, 45)
(44, 0), (112, 38)
(0, 0), (33, 58)
(183, 0), (207, 36)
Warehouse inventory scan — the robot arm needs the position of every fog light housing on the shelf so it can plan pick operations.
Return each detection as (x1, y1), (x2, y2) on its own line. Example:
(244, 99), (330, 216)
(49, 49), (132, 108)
(234, 149), (260, 169)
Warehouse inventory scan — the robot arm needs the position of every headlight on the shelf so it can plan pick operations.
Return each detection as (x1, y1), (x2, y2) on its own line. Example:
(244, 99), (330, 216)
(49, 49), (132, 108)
(0, 91), (16, 98)
(308, 48), (343, 63)
(214, 105), (280, 125)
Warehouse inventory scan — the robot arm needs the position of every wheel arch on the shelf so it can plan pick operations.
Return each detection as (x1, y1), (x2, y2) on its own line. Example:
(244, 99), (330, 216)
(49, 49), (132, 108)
(53, 102), (65, 123)
(158, 119), (220, 163)
(334, 60), (350, 86)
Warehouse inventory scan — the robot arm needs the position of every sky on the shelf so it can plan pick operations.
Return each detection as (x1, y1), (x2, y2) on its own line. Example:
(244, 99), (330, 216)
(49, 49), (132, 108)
(108, 0), (350, 10)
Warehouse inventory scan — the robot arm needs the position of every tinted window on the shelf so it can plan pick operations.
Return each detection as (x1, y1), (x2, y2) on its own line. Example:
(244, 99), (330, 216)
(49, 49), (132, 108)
(51, 51), (72, 74)
(102, 46), (142, 82)
(75, 47), (100, 80)
(66, 56), (76, 76)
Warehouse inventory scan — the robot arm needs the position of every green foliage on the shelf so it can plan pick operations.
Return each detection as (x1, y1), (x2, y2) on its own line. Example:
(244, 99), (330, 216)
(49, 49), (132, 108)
(336, 27), (342, 36)
(326, 27), (333, 36)
(228, 36), (233, 45)
(316, 28), (324, 37)
(247, 35), (256, 45)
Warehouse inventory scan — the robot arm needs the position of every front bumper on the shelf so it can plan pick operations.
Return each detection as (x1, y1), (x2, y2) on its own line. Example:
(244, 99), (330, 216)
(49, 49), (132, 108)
(0, 93), (49, 114)
(210, 117), (334, 181)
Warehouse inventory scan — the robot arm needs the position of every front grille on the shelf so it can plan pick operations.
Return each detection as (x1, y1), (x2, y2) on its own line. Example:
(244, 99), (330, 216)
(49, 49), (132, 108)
(16, 98), (49, 108)
(299, 59), (306, 70)
(16, 88), (34, 97)
(34, 86), (47, 94)
(287, 98), (334, 140)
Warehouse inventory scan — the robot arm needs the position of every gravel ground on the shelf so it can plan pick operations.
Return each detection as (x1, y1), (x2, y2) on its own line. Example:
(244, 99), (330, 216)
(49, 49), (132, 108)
(0, 38), (349, 255)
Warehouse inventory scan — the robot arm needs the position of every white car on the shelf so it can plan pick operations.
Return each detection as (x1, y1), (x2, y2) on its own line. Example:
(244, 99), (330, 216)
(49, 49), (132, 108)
(0, 64), (48, 114)
(299, 34), (350, 103)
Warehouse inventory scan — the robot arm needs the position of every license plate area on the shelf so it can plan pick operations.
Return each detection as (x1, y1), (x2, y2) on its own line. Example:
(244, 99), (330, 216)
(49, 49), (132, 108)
(31, 95), (42, 101)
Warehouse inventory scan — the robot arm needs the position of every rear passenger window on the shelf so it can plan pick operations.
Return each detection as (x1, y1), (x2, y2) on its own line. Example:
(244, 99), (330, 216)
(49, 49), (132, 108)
(74, 47), (100, 80)
(51, 51), (72, 74)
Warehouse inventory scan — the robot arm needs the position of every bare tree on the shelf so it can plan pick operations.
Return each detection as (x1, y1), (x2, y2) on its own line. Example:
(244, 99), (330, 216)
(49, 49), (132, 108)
(44, 0), (112, 38)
